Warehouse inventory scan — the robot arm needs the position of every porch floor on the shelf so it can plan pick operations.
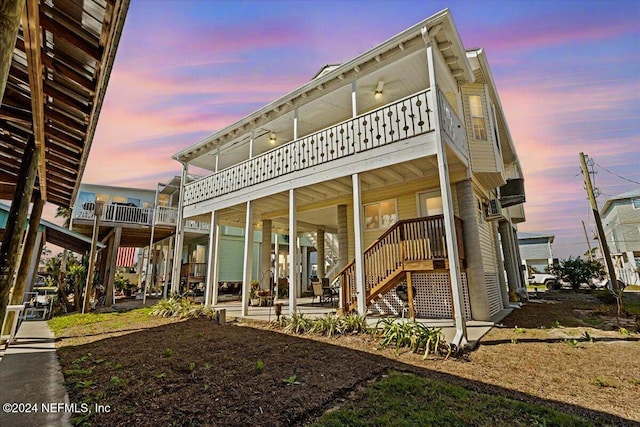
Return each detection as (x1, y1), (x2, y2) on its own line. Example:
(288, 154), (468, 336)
(213, 297), (500, 347)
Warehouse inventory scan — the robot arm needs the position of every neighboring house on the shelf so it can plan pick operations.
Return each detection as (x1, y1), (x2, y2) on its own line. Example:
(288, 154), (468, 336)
(170, 9), (527, 338)
(71, 182), (316, 299)
(600, 189), (640, 286)
(518, 232), (555, 275)
(0, 202), (102, 299)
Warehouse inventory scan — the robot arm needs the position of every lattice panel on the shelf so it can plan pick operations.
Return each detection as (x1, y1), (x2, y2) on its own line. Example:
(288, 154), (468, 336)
(485, 273), (503, 316)
(371, 272), (471, 320)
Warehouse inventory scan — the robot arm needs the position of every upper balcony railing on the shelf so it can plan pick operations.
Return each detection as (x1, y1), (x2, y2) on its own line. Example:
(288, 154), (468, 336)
(437, 90), (468, 159)
(155, 206), (179, 225)
(184, 87), (474, 207)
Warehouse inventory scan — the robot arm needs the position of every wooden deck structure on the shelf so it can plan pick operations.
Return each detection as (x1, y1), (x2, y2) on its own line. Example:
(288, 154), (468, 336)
(0, 0), (130, 324)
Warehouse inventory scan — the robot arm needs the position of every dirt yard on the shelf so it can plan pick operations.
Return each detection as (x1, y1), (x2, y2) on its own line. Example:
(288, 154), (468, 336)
(56, 291), (640, 426)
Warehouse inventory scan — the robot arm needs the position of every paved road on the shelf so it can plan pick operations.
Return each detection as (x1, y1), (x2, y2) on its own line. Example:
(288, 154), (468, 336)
(0, 321), (71, 427)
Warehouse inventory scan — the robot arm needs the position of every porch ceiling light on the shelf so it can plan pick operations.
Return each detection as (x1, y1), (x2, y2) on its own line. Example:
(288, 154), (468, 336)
(269, 133), (277, 144)
(374, 80), (385, 99)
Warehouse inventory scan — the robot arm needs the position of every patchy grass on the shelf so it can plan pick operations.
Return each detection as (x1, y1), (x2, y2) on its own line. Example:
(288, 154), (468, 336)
(48, 307), (153, 335)
(315, 371), (592, 427)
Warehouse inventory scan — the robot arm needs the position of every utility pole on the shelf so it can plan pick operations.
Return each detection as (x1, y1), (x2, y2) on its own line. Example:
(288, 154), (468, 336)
(581, 220), (593, 261)
(579, 153), (618, 291)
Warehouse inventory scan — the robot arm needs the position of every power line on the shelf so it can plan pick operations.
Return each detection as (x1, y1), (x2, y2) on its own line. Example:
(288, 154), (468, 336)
(594, 161), (640, 185)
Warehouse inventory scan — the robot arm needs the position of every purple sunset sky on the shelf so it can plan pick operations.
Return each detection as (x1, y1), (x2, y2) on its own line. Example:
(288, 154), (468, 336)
(73, 0), (639, 258)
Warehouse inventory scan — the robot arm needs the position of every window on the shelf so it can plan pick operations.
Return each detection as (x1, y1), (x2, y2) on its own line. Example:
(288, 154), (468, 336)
(469, 95), (487, 140)
(632, 198), (640, 209)
(364, 199), (397, 230)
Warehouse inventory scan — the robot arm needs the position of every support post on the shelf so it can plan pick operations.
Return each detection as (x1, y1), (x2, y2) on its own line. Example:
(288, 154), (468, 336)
(498, 221), (519, 299)
(316, 226), (325, 278)
(492, 222), (510, 309)
(427, 43), (467, 347)
(205, 211), (218, 307)
(241, 201), (254, 316)
(337, 205), (349, 270)
(0, 137), (37, 326)
(171, 163), (188, 294)
(261, 219), (272, 291)
(10, 194), (44, 306)
(274, 232), (279, 302)
(352, 173), (366, 314)
(579, 152), (618, 290)
(83, 201), (105, 313)
(0, 0), (25, 103)
(144, 184), (161, 304)
(104, 227), (121, 307)
(163, 236), (173, 299)
(288, 189), (298, 315)
(406, 271), (415, 320)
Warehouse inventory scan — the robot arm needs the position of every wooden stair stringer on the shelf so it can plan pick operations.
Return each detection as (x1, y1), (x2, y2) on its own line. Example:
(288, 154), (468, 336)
(348, 267), (406, 312)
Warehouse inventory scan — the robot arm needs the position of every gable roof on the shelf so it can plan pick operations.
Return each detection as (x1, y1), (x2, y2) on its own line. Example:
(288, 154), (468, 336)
(173, 8), (474, 164)
(600, 188), (640, 215)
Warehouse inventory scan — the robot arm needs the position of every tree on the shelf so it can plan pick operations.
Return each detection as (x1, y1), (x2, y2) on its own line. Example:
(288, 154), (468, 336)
(550, 257), (605, 290)
(55, 206), (72, 228)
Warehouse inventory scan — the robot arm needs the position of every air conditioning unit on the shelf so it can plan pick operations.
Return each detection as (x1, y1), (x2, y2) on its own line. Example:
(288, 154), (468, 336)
(484, 199), (503, 221)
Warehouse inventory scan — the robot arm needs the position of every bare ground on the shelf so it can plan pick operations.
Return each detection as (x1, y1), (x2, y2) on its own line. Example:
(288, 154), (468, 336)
(56, 291), (640, 426)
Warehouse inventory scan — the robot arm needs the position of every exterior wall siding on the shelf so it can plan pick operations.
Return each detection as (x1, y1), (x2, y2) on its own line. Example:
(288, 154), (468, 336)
(603, 199), (640, 253)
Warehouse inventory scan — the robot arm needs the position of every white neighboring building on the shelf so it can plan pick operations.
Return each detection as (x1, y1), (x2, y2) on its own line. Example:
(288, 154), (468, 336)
(518, 232), (555, 275)
(600, 189), (640, 286)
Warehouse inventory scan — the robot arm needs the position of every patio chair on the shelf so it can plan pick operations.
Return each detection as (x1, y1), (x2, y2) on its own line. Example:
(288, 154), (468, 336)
(312, 282), (323, 305)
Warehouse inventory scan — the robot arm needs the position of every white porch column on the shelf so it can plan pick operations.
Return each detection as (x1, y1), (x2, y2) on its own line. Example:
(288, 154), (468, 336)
(317, 226), (325, 278)
(241, 201), (254, 316)
(205, 210), (218, 307)
(163, 236), (173, 299)
(492, 222), (510, 309)
(261, 220), (272, 291)
(352, 173), (366, 314)
(428, 43), (467, 347)
(293, 108), (299, 140)
(274, 232), (280, 302)
(498, 220), (519, 299)
(288, 189), (298, 315)
(512, 228), (526, 290)
(171, 162), (188, 294)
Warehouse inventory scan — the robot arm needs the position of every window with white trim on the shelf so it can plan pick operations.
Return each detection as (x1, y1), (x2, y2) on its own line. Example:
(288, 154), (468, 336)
(469, 95), (487, 141)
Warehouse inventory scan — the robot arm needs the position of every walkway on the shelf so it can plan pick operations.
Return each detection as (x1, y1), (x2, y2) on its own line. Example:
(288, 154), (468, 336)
(0, 321), (71, 427)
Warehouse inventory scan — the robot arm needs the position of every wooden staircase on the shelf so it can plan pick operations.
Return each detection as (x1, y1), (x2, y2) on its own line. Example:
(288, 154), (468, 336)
(335, 215), (464, 312)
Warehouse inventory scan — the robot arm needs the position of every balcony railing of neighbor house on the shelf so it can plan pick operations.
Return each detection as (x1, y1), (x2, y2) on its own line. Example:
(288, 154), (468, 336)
(183, 87), (471, 206)
(76, 203), (154, 226)
(155, 206), (178, 225)
(336, 215), (464, 312)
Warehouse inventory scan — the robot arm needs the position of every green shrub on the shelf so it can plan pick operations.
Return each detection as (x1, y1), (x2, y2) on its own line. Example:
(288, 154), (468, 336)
(376, 318), (450, 358)
(312, 313), (341, 337)
(282, 312), (313, 334)
(149, 297), (217, 320)
(339, 313), (370, 334)
(593, 289), (617, 305)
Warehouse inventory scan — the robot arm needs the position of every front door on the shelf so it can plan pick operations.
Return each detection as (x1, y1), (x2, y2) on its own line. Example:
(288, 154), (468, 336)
(418, 191), (443, 217)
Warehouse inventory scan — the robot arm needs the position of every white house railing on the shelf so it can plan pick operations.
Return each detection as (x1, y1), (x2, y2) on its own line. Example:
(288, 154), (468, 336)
(183, 88), (456, 206)
(437, 90), (469, 159)
(155, 206), (179, 225)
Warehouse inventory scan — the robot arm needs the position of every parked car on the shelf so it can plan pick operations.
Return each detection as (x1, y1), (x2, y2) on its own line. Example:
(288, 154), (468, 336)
(527, 273), (558, 289)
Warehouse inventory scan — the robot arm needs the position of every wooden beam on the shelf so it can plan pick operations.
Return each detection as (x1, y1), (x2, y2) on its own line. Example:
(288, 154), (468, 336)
(0, 136), (37, 331)
(0, 0), (25, 103)
(0, 103), (32, 125)
(41, 52), (96, 94)
(22, 0), (47, 199)
(43, 81), (92, 115)
(39, 10), (103, 61)
(46, 105), (87, 135)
